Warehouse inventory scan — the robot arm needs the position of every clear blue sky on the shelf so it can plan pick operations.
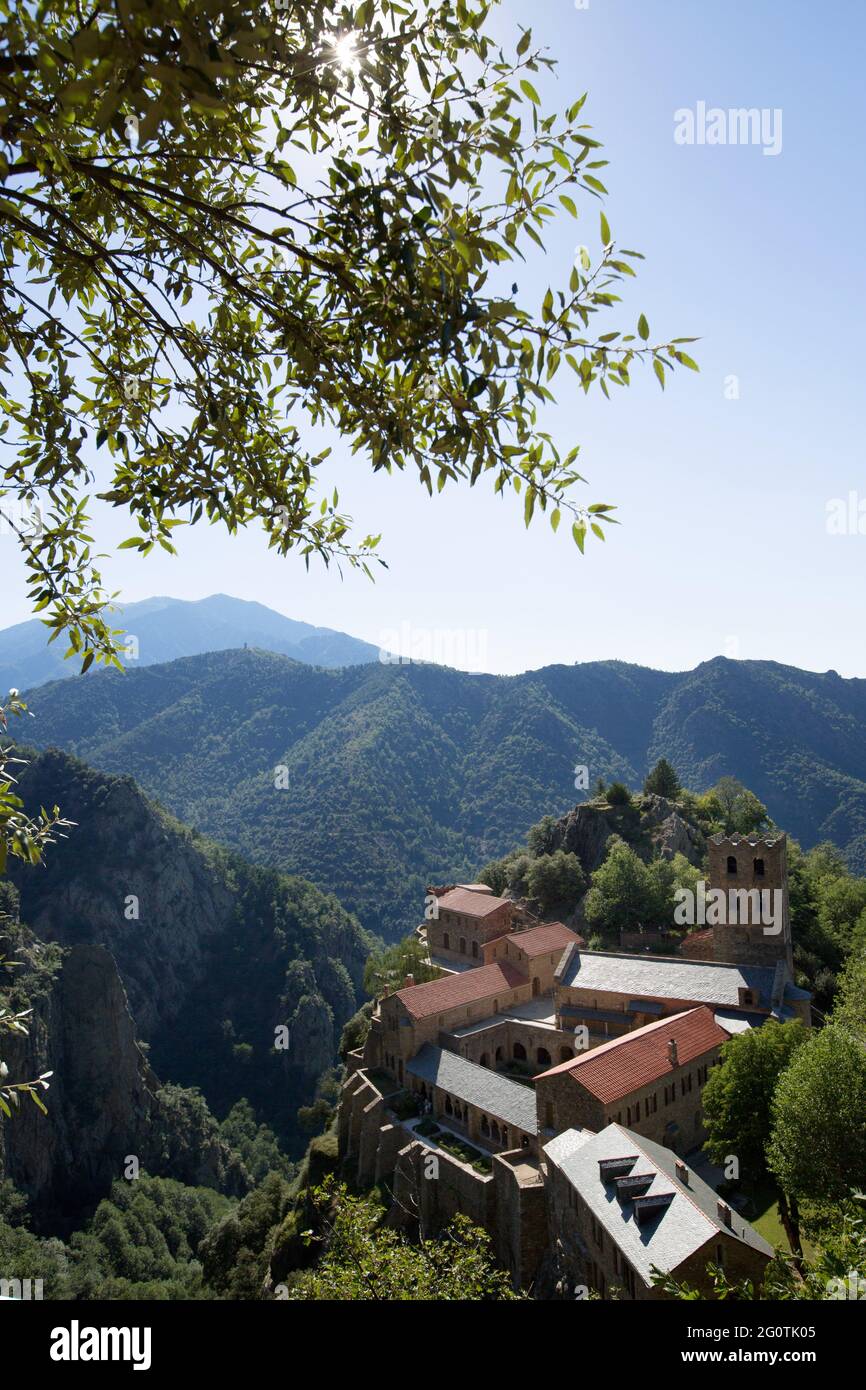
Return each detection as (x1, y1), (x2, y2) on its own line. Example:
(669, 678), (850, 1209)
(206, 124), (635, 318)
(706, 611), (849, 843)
(4, 0), (865, 675)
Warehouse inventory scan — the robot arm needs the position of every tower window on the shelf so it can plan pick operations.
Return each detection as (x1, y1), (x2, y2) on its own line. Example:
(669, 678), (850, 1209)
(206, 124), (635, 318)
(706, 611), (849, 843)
(754, 858), (765, 876)
(726, 856), (737, 874)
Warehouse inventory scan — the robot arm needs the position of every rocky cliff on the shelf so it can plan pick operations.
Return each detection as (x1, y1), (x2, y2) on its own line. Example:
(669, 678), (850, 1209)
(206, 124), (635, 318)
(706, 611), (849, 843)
(2, 749), (373, 1220)
(533, 793), (704, 874)
(0, 924), (245, 1226)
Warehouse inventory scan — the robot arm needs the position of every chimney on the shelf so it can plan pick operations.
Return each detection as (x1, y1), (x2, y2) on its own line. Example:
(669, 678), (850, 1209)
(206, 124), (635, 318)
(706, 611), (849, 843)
(717, 1200), (732, 1228)
(674, 1160), (689, 1186)
(667, 1038), (679, 1067)
(403, 973), (415, 989)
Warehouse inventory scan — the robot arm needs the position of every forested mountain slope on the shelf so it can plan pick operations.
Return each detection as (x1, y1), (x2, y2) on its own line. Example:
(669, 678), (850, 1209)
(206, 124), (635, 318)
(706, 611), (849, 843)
(19, 650), (866, 937)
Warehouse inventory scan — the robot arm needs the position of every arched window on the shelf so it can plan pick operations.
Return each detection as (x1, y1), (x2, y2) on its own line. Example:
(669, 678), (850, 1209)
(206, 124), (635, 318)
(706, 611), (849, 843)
(480, 1053), (489, 1068)
(545, 1102), (554, 1129)
(521, 1135), (530, 1149)
(443, 932), (450, 950)
(726, 855), (737, 874)
(754, 857), (765, 876)
(459, 937), (466, 955)
(537, 1047), (552, 1066)
(481, 1115), (490, 1137)
(492, 1122), (501, 1144)
(472, 940), (479, 959)
(559, 1046), (573, 1062)
(502, 1127), (509, 1147)
(513, 1042), (527, 1061)
(495, 1046), (503, 1063)
(532, 977), (541, 998)
(445, 1096), (453, 1116)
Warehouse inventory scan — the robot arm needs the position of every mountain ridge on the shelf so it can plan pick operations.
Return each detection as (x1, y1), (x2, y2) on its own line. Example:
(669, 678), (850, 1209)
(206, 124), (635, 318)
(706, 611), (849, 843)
(16, 647), (866, 937)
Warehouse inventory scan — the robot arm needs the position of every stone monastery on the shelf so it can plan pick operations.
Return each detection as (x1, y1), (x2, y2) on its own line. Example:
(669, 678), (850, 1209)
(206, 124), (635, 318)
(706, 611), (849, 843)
(339, 834), (811, 1297)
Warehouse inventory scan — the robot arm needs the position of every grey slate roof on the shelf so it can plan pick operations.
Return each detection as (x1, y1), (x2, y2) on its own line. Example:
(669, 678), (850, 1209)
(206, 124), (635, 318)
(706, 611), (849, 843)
(544, 1123), (773, 1285)
(557, 950), (809, 1010)
(714, 1008), (764, 1034)
(406, 1044), (538, 1135)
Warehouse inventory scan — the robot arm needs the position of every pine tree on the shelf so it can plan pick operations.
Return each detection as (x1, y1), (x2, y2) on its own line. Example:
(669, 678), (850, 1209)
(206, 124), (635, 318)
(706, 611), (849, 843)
(643, 758), (681, 799)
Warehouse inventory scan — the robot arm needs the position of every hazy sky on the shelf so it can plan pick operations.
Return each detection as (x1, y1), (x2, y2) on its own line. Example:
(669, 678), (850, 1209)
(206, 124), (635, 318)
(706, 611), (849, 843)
(4, 0), (864, 676)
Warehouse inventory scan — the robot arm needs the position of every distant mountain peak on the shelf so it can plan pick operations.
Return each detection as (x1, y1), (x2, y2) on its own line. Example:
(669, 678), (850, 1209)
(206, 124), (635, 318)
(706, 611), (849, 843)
(0, 594), (381, 692)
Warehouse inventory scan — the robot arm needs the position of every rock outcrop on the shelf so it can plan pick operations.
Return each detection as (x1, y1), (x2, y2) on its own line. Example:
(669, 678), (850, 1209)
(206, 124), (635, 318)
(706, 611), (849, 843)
(2, 748), (371, 1222)
(0, 936), (245, 1224)
(532, 793), (704, 874)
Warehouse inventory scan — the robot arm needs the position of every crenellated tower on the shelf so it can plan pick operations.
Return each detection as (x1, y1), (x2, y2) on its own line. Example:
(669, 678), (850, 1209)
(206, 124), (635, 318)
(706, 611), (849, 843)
(707, 832), (793, 975)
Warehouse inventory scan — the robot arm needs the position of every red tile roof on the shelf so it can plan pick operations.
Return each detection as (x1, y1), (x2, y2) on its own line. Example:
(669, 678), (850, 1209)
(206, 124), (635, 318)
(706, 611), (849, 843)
(436, 887), (512, 918)
(679, 929), (715, 958)
(534, 1007), (728, 1103)
(395, 962), (528, 1020)
(490, 921), (584, 957)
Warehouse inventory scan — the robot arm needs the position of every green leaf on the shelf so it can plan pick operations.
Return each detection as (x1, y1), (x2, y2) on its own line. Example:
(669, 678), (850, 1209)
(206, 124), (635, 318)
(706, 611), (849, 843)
(600, 212), (611, 247)
(638, 314), (650, 342)
(520, 80), (540, 105)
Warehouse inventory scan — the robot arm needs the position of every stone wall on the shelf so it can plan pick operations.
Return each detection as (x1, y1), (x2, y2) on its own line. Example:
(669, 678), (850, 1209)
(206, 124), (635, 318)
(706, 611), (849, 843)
(427, 901), (514, 963)
(493, 1151), (549, 1290)
(482, 939), (566, 995)
(390, 1139), (496, 1237)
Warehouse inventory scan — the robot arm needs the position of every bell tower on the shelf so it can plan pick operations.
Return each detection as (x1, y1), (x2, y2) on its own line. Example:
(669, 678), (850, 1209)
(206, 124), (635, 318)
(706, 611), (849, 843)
(707, 832), (793, 974)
